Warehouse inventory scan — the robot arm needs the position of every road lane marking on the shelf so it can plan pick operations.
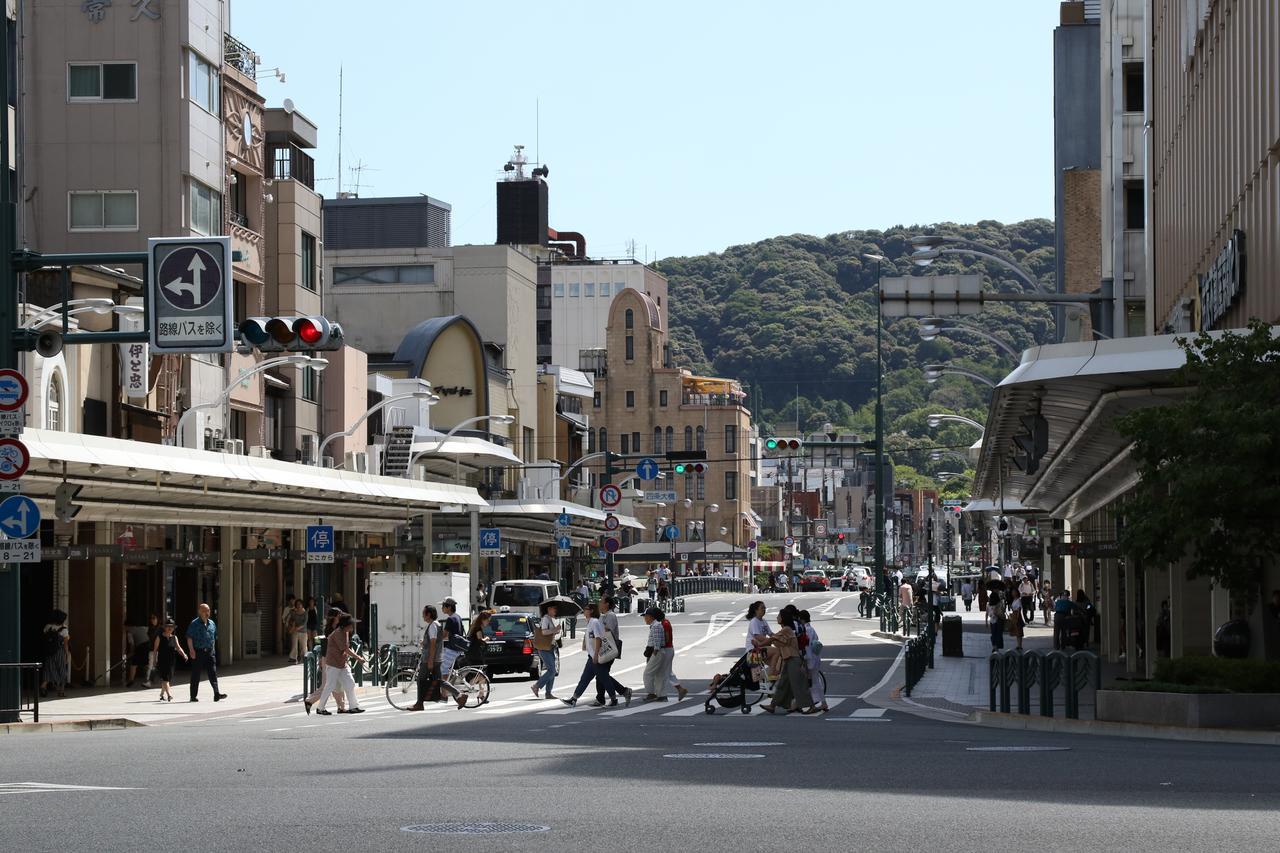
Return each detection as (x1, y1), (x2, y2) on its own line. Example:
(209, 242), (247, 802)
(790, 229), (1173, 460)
(851, 707), (885, 718)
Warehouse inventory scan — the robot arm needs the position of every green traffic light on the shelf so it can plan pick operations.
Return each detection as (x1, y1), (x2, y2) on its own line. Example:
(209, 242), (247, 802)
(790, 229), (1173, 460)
(765, 438), (779, 450)
(674, 463), (687, 474)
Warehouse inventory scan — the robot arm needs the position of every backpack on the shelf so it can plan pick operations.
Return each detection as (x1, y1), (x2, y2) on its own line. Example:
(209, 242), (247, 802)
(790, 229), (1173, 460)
(992, 599), (1007, 622)
(44, 627), (63, 657)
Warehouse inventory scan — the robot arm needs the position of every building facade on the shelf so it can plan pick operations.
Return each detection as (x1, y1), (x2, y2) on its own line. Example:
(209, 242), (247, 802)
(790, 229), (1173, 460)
(541, 258), (669, 367)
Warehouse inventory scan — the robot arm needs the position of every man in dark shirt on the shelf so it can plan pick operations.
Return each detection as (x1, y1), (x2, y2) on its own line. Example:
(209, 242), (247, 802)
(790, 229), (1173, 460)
(186, 603), (226, 703)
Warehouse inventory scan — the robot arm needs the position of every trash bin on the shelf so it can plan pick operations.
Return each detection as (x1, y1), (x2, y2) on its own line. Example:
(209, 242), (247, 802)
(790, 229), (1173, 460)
(941, 615), (964, 657)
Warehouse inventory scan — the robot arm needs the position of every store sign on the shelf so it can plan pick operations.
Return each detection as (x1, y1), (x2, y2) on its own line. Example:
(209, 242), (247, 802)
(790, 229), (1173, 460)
(1049, 540), (1121, 559)
(119, 307), (149, 398)
(1199, 230), (1246, 331)
(435, 386), (473, 397)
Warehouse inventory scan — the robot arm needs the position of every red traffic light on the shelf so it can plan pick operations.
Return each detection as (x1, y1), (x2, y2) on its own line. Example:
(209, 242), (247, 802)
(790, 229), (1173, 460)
(689, 462), (706, 474)
(296, 318), (324, 346)
(836, 533), (845, 541)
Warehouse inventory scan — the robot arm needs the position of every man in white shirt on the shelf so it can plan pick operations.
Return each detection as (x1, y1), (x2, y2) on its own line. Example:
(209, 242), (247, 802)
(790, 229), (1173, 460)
(561, 603), (631, 707)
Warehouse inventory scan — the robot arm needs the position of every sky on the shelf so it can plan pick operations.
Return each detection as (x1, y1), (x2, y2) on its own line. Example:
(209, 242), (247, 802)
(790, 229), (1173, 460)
(232, 0), (1060, 260)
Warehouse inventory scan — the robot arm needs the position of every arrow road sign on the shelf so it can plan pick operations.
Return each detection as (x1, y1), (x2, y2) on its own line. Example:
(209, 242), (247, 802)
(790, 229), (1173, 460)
(556, 535), (572, 550)
(0, 495), (40, 539)
(557, 512), (571, 528)
(0, 438), (30, 480)
(148, 237), (233, 353)
(635, 457), (660, 481)
(306, 524), (335, 563)
(664, 524), (680, 541)
(0, 369), (28, 412)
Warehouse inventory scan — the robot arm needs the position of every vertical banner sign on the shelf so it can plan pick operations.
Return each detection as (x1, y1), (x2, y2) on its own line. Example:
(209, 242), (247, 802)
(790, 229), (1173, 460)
(119, 301), (148, 398)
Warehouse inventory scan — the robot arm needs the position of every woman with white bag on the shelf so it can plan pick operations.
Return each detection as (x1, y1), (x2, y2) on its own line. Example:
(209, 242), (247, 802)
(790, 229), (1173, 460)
(561, 603), (631, 708)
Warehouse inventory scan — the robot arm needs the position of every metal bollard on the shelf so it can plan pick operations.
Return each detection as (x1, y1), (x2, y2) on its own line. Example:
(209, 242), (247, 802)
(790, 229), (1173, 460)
(370, 603), (379, 687)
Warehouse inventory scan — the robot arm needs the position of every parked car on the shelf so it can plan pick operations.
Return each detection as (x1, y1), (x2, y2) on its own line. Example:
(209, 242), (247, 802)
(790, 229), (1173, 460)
(799, 569), (830, 591)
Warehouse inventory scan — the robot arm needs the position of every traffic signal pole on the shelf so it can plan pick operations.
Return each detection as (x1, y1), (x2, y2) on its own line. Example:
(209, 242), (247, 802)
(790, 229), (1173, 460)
(602, 452), (616, 594)
(874, 260), (888, 629)
(0, 24), (19, 723)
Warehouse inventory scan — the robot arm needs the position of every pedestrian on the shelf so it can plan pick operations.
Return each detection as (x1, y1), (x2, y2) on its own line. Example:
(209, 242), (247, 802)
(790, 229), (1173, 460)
(656, 577), (670, 602)
(561, 603), (631, 707)
(186, 603), (226, 702)
(1008, 594), (1025, 650)
(152, 618), (187, 702)
(466, 610), (492, 667)
(304, 607), (348, 712)
(280, 594), (296, 650)
(40, 609), (70, 698)
(127, 613), (160, 688)
(898, 576), (914, 610)
(286, 599), (308, 664)
(305, 596), (319, 647)
(799, 609), (828, 713)
(310, 612), (365, 716)
(987, 590), (1006, 651)
(594, 596), (627, 706)
(474, 582), (488, 613)
(745, 601), (772, 652)
(759, 605), (815, 714)
(1052, 591), (1075, 649)
(330, 592), (349, 613)
(530, 601), (561, 700)
(1018, 576), (1036, 626)
(961, 580), (974, 612)
(661, 614), (689, 701)
(407, 605), (441, 711)
(576, 579), (590, 604)
(641, 607), (670, 701)
(1075, 590), (1098, 643)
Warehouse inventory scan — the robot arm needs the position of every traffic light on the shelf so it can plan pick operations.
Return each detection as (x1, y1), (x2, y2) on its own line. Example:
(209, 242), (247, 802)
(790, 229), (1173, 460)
(674, 462), (706, 475)
(765, 437), (802, 452)
(55, 483), (82, 524)
(836, 532), (845, 543)
(238, 316), (345, 353)
(1012, 413), (1048, 475)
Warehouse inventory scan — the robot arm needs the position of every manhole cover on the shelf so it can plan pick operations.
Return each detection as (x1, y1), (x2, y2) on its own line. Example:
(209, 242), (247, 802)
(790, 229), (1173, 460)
(663, 753), (765, 759)
(693, 742), (785, 747)
(401, 822), (550, 834)
(965, 746), (1071, 752)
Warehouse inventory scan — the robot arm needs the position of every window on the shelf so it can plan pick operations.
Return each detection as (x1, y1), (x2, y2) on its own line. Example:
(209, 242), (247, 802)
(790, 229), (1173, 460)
(600, 283), (610, 298)
(189, 179), (222, 235)
(621, 433), (630, 454)
(599, 429), (607, 451)
(593, 391), (601, 409)
(69, 190), (137, 230)
(616, 282), (625, 293)
(625, 309), (634, 330)
(626, 390), (635, 408)
(1124, 180), (1144, 230)
(725, 424), (737, 454)
(553, 283), (565, 297)
(684, 426), (693, 450)
(631, 432), (640, 453)
(188, 51), (219, 114)
(301, 232), (317, 291)
(683, 472), (692, 498)
(301, 366), (319, 402)
(68, 62), (136, 101)
(584, 282), (595, 297)
(696, 472), (705, 500)
(332, 265), (435, 286)
(659, 389), (668, 407)
(569, 283), (580, 297)
(46, 373), (63, 431)
(696, 426), (705, 451)
(1122, 61), (1144, 113)
(725, 471), (738, 502)
(654, 427), (662, 454)
(625, 335), (634, 361)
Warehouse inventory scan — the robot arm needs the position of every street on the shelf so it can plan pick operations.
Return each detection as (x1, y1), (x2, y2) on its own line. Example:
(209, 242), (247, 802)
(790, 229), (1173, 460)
(3, 592), (1278, 852)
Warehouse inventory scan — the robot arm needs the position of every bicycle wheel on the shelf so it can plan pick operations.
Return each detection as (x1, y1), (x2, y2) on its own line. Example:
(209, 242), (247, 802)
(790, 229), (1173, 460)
(385, 667), (418, 710)
(818, 670), (828, 695)
(456, 666), (490, 708)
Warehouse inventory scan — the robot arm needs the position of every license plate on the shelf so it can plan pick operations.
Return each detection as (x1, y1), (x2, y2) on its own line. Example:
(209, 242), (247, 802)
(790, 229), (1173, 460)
(487, 643), (504, 653)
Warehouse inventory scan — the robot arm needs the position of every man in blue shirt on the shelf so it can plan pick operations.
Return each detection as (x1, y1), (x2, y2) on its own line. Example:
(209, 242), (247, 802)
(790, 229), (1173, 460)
(186, 603), (227, 702)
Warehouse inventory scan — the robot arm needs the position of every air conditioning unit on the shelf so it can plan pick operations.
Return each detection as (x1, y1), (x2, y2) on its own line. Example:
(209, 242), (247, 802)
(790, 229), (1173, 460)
(221, 439), (245, 455)
(345, 450), (368, 473)
(301, 434), (319, 465)
(210, 438), (227, 452)
(248, 445), (273, 458)
(320, 456), (334, 469)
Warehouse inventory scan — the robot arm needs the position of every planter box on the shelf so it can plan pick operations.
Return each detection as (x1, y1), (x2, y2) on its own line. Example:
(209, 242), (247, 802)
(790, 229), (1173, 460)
(1097, 690), (1280, 729)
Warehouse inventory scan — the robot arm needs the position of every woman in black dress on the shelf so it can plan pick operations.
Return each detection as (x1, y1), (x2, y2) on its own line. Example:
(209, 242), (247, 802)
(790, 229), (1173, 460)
(152, 618), (188, 702)
(465, 610), (492, 669)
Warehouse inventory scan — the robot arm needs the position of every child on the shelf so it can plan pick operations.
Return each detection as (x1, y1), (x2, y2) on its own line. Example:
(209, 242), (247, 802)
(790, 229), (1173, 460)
(153, 618), (188, 702)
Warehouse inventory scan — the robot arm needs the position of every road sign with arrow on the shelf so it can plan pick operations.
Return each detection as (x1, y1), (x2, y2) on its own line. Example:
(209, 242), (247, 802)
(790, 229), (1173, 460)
(148, 237), (233, 353)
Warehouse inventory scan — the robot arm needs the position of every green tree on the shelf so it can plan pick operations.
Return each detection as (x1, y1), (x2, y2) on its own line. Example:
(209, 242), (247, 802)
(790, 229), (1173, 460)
(1116, 320), (1280, 601)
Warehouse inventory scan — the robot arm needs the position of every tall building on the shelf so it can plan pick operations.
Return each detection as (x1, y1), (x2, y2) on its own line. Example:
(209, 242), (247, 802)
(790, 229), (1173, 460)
(541, 259), (669, 367)
(1149, 0), (1280, 332)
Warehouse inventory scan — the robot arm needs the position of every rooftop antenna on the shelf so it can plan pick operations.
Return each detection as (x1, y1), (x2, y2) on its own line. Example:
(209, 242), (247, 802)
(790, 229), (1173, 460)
(336, 65), (343, 197)
(348, 160), (379, 197)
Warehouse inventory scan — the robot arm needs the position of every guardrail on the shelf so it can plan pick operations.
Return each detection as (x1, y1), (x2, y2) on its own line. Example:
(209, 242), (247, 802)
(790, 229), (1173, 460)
(989, 649), (1100, 719)
(0, 662), (41, 722)
(903, 623), (936, 697)
(670, 577), (747, 597)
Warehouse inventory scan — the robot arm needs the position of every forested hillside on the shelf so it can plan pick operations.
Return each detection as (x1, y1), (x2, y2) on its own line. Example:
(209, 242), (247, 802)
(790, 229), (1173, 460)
(656, 219), (1056, 489)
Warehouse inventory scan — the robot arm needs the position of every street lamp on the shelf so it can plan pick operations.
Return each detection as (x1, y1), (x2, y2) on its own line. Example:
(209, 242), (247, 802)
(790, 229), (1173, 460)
(918, 317), (1019, 359)
(537, 450), (618, 500)
(922, 363), (998, 388)
(176, 354), (326, 448)
(862, 253), (891, 612)
(316, 390), (438, 464)
(701, 502), (720, 574)
(404, 413), (516, 478)
(23, 302), (142, 329)
(927, 413), (985, 432)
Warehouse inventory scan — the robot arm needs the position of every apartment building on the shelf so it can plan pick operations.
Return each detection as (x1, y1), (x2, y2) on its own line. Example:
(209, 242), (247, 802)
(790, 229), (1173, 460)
(540, 258), (669, 367)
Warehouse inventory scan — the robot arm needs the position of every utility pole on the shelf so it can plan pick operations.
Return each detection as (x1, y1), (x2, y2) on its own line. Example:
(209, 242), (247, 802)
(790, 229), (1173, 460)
(0, 14), (18, 723)
(602, 452), (617, 594)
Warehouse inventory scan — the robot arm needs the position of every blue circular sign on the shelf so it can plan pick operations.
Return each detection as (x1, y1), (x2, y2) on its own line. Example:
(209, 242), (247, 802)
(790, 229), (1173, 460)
(636, 457), (660, 480)
(664, 524), (680, 541)
(0, 494), (41, 539)
(557, 512), (571, 527)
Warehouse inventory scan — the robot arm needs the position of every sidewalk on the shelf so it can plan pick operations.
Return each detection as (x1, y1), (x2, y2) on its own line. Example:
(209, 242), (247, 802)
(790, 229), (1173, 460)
(15, 655), (377, 729)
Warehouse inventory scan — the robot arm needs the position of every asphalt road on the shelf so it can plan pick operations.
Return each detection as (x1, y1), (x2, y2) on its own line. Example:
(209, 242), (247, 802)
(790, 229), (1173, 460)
(2, 592), (1277, 852)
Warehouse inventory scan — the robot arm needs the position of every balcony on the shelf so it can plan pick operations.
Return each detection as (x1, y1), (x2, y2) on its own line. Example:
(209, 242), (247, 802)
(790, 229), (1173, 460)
(223, 33), (258, 78)
(269, 143), (315, 190)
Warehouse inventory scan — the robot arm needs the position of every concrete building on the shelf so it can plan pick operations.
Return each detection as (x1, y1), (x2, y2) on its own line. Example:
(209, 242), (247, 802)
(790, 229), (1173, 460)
(541, 259), (669, 367)
(590, 287), (755, 561)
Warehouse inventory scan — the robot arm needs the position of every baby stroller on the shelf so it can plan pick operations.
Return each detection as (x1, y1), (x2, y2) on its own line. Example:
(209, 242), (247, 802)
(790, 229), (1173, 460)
(704, 650), (772, 714)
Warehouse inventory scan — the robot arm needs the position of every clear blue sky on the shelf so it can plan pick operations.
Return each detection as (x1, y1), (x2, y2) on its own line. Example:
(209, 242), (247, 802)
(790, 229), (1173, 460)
(233, 0), (1060, 260)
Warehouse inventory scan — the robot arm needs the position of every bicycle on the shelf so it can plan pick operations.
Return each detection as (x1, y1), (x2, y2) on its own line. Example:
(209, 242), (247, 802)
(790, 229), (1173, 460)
(385, 659), (491, 710)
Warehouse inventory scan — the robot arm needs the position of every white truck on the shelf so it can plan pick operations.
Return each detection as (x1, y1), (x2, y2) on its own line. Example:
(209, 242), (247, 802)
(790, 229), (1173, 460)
(368, 571), (471, 649)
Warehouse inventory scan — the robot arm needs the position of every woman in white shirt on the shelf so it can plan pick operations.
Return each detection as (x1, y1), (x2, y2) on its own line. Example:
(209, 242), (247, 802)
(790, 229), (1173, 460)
(799, 609), (828, 713)
(745, 601), (773, 653)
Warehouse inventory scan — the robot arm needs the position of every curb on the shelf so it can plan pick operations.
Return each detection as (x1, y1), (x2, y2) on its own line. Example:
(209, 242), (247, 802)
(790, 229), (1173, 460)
(1, 718), (144, 735)
(967, 710), (1280, 746)
(871, 631), (908, 642)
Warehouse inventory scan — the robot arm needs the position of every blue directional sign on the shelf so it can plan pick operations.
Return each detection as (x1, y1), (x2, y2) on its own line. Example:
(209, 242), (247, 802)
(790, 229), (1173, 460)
(663, 524), (680, 541)
(556, 512), (571, 528)
(636, 457), (660, 481)
(306, 524), (335, 563)
(556, 535), (572, 551)
(479, 527), (502, 557)
(0, 495), (40, 539)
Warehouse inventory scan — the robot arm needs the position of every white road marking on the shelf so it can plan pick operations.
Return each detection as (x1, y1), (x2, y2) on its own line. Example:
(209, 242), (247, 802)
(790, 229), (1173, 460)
(0, 782), (138, 795)
(266, 727), (293, 732)
(851, 707), (885, 718)
(858, 641), (906, 700)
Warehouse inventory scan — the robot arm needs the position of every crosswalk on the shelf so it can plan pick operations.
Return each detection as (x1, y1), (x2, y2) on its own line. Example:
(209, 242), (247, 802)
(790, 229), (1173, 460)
(232, 693), (893, 735)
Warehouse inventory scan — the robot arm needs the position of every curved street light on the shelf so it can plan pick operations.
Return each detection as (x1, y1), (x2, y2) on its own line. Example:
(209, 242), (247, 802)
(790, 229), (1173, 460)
(317, 390), (438, 464)
(22, 297), (117, 328)
(177, 354), (327, 448)
(908, 236), (1049, 294)
(922, 363), (998, 388)
(860, 252), (893, 607)
(927, 413), (985, 433)
(918, 317), (1020, 359)
(404, 413), (516, 478)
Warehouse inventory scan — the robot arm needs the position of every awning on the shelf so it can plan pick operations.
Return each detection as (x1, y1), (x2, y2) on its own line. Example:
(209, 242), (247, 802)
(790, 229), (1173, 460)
(19, 428), (486, 531)
(410, 432), (522, 466)
(611, 539), (750, 563)
(436, 499), (645, 547)
(972, 332), (1196, 521)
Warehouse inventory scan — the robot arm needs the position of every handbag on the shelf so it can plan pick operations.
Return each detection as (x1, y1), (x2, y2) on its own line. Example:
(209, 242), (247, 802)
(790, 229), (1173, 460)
(598, 631), (620, 665)
(445, 633), (470, 654)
